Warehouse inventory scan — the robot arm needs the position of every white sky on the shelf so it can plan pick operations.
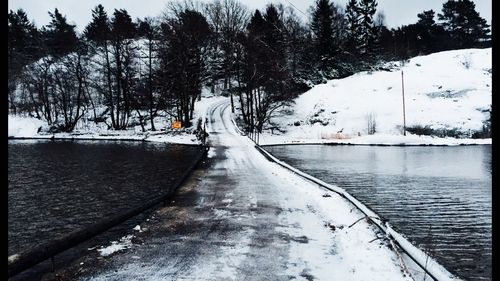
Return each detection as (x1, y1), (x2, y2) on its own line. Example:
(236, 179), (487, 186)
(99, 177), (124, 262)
(8, 0), (492, 33)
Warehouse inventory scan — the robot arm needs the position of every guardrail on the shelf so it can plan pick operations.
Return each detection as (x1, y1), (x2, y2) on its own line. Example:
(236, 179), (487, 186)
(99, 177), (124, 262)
(8, 145), (208, 278)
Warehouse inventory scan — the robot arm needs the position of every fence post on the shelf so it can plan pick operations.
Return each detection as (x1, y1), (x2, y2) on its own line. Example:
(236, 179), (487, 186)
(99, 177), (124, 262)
(401, 70), (406, 136)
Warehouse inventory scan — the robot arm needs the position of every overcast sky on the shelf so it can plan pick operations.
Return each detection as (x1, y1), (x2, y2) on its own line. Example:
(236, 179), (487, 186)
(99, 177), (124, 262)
(8, 0), (492, 32)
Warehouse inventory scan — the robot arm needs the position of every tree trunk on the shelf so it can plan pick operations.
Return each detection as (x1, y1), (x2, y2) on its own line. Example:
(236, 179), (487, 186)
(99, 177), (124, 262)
(148, 39), (156, 131)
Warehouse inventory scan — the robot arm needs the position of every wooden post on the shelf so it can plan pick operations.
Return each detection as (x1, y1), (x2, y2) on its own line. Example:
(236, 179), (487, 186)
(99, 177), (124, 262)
(401, 70), (406, 136)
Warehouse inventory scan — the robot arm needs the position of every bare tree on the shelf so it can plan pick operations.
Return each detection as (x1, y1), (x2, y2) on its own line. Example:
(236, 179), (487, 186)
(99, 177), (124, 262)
(137, 17), (161, 130)
(205, 0), (249, 112)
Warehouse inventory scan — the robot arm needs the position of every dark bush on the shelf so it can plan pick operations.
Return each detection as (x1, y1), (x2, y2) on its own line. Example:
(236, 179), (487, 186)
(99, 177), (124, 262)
(406, 125), (468, 138)
(406, 125), (434, 136)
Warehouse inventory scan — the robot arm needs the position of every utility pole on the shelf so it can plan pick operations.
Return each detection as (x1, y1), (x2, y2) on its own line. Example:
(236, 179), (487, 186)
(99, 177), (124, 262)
(401, 70), (406, 136)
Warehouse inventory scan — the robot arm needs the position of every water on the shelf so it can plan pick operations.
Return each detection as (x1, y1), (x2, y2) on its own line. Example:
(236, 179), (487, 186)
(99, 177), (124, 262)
(8, 139), (203, 256)
(266, 144), (491, 281)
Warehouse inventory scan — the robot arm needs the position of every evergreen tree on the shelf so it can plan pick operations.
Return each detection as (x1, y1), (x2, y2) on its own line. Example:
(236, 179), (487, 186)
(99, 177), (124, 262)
(415, 10), (449, 54)
(283, 8), (314, 87)
(42, 8), (78, 57)
(417, 10), (435, 27)
(8, 9), (41, 73)
(110, 9), (137, 129)
(262, 4), (289, 101)
(245, 9), (267, 89)
(159, 9), (211, 127)
(84, 4), (110, 44)
(84, 5), (115, 126)
(344, 0), (360, 53)
(438, 0), (490, 48)
(310, 0), (336, 70)
(235, 6), (293, 133)
(8, 9), (42, 114)
(357, 0), (378, 55)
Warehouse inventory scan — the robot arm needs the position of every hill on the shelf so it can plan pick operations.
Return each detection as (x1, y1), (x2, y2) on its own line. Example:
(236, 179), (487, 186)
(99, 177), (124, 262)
(258, 48), (491, 145)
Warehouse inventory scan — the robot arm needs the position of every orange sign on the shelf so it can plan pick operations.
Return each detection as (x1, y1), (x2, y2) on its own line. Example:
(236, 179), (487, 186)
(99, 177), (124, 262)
(171, 120), (182, 129)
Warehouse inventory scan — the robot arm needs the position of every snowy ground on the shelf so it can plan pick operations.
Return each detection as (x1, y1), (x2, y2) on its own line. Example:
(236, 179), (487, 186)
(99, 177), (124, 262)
(258, 48), (491, 146)
(8, 92), (226, 145)
(69, 99), (425, 281)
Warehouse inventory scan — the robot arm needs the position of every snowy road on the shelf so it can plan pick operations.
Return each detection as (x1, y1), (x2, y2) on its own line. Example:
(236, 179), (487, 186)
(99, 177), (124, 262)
(83, 98), (413, 281)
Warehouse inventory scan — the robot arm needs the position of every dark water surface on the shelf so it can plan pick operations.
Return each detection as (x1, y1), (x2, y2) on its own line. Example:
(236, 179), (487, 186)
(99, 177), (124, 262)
(266, 144), (491, 281)
(8, 139), (203, 256)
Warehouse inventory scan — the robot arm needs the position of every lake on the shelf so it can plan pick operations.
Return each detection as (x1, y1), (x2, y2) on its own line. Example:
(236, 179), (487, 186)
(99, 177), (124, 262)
(265, 144), (491, 281)
(8, 139), (203, 256)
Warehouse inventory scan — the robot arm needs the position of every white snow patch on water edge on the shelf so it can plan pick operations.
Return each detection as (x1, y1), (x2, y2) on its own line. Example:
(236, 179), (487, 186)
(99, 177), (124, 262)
(8, 115), (46, 137)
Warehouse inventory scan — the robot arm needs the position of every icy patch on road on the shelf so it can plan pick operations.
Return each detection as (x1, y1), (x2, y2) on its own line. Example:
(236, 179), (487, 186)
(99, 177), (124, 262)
(190, 228), (255, 280)
(213, 208), (231, 218)
(207, 147), (216, 158)
(97, 235), (134, 257)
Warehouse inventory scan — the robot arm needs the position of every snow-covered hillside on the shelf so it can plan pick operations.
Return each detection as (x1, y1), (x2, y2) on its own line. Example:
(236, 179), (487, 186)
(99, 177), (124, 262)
(260, 48), (491, 145)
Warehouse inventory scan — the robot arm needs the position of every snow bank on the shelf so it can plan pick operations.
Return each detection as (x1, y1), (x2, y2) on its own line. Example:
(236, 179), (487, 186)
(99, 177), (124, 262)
(7, 89), (226, 145)
(7, 114), (199, 144)
(261, 48), (491, 146)
(8, 115), (45, 138)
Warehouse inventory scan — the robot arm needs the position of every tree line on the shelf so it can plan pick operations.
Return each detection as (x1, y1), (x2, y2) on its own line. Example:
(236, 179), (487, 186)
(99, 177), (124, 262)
(8, 0), (490, 133)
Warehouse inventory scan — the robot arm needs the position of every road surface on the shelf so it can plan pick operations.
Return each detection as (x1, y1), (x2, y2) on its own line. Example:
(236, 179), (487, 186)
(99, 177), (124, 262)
(74, 99), (413, 281)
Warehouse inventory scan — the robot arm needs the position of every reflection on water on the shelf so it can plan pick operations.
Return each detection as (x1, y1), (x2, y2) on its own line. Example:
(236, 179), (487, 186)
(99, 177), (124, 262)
(266, 144), (491, 281)
(8, 139), (203, 256)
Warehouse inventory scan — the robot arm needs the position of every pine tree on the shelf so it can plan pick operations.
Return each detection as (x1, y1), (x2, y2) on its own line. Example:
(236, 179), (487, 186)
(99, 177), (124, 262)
(357, 0), (378, 55)
(415, 10), (449, 54)
(8, 9), (42, 114)
(263, 4), (290, 100)
(310, 0), (336, 70)
(245, 9), (267, 89)
(345, 0), (361, 53)
(417, 10), (435, 27)
(8, 9), (41, 72)
(84, 4), (110, 44)
(42, 8), (78, 57)
(84, 5), (115, 126)
(438, 0), (490, 48)
(283, 8), (314, 87)
(159, 9), (211, 127)
(110, 9), (137, 129)
(236, 6), (293, 133)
